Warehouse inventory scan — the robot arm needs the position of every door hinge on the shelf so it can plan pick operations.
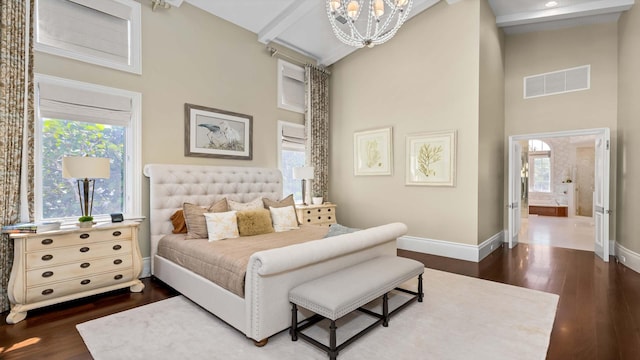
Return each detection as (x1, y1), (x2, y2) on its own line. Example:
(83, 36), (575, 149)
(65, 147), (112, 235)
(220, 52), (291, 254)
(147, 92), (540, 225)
(606, 209), (613, 215)
(606, 140), (610, 150)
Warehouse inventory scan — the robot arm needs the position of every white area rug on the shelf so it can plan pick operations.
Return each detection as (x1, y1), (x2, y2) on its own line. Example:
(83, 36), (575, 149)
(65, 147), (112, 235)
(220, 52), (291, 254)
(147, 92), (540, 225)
(77, 269), (559, 360)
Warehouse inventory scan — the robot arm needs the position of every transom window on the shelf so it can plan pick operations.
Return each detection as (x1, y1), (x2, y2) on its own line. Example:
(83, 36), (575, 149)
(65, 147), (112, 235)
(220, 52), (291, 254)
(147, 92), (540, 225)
(528, 139), (551, 193)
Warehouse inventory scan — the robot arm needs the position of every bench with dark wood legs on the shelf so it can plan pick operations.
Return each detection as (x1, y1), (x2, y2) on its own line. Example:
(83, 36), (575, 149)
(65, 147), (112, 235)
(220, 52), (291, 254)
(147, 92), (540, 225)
(288, 255), (424, 360)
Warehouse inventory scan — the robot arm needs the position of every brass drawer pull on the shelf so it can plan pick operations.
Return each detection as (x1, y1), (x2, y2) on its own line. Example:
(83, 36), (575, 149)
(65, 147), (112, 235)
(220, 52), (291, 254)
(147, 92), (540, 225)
(306, 210), (311, 214)
(41, 238), (53, 245)
(80, 279), (91, 285)
(42, 271), (54, 278)
(113, 259), (123, 265)
(306, 219), (311, 222)
(327, 208), (332, 212)
(328, 216), (332, 220)
(113, 231), (122, 237)
(80, 233), (90, 239)
(80, 262), (91, 269)
(80, 247), (90, 253)
(317, 209), (321, 212)
(42, 254), (53, 261)
(42, 289), (54, 295)
(114, 274), (123, 280)
(113, 245), (122, 251)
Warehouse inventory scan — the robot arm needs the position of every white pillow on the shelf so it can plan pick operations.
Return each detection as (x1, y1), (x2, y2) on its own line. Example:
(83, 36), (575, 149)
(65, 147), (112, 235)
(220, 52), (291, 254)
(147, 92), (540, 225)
(228, 197), (263, 211)
(269, 205), (299, 232)
(204, 211), (239, 241)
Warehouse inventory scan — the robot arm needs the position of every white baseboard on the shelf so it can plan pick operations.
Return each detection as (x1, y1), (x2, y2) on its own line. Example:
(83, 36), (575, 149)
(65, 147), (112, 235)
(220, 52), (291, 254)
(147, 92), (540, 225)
(615, 243), (640, 274)
(141, 257), (151, 278)
(397, 231), (504, 263)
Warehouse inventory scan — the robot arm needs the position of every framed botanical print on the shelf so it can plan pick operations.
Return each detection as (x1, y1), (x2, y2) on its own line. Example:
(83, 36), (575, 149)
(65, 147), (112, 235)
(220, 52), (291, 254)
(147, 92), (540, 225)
(406, 130), (456, 186)
(353, 127), (393, 176)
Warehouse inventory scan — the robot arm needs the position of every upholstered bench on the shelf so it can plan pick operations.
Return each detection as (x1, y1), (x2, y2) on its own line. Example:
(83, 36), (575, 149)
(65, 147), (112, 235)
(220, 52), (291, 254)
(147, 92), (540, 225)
(289, 255), (424, 360)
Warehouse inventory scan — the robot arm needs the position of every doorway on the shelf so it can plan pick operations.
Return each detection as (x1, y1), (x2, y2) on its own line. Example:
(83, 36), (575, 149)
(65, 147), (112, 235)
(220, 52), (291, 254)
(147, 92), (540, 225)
(507, 128), (610, 262)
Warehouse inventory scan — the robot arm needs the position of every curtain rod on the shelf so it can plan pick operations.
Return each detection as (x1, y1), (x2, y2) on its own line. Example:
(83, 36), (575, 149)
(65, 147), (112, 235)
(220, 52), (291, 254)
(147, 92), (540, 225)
(266, 46), (331, 75)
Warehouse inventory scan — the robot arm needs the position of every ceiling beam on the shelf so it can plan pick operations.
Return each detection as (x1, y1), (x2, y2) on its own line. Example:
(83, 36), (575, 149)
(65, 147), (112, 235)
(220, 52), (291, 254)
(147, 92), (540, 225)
(257, 0), (319, 44)
(496, 0), (634, 27)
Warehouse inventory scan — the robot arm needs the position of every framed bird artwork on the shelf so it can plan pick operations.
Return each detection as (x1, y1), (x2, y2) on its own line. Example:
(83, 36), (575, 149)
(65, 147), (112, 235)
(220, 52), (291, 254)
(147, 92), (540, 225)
(184, 103), (253, 160)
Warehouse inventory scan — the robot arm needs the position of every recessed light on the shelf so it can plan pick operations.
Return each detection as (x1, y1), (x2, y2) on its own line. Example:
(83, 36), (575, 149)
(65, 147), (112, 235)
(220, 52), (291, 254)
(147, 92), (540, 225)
(545, 1), (558, 7)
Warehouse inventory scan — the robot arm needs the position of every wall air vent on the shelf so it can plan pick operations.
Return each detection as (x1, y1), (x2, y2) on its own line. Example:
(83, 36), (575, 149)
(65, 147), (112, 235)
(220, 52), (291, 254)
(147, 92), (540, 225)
(524, 65), (590, 99)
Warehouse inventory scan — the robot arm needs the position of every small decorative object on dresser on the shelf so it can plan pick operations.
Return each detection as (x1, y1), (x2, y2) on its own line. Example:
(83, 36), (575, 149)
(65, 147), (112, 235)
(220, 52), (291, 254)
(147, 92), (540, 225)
(295, 203), (337, 226)
(5, 221), (145, 324)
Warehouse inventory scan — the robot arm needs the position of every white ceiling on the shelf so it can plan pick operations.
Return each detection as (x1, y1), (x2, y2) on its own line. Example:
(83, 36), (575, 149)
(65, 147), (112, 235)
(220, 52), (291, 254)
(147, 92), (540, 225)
(180, 0), (634, 66)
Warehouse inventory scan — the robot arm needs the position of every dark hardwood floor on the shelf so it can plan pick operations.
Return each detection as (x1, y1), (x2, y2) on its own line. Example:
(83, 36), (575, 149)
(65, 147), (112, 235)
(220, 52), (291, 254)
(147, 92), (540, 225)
(2, 243), (640, 359)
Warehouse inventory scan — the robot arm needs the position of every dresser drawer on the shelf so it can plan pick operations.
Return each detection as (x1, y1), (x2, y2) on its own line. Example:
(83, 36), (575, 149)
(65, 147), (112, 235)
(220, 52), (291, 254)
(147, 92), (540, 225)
(302, 214), (335, 225)
(26, 254), (133, 286)
(26, 270), (134, 303)
(26, 240), (132, 269)
(26, 227), (132, 252)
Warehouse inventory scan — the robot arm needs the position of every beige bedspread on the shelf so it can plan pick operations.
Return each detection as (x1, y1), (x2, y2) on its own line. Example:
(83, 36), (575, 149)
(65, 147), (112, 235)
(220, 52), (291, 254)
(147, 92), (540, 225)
(157, 225), (330, 297)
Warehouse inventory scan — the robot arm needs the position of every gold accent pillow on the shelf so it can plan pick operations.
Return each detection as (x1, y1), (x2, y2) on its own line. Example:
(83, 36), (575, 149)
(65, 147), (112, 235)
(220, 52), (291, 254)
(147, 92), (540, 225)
(204, 211), (239, 241)
(236, 208), (274, 236)
(183, 199), (229, 239)
(263, 194), (299, 224)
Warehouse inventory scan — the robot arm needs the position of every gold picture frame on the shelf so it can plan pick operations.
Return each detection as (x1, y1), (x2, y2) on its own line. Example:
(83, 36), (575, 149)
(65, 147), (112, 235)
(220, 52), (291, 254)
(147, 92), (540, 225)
(405, 130), (456, 186)
(353, 127), (393, 176)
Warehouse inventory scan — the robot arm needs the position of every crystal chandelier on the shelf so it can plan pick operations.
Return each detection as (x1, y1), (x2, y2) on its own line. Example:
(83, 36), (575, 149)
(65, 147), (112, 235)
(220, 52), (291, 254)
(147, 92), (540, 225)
(326, 0), (413, 48)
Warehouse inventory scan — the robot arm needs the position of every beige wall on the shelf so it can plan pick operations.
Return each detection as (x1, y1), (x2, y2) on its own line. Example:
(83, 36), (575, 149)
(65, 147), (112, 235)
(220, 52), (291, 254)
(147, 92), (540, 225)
(618, 6), (640, 254)
(34, 3), (306, 257)
(477, 0), (505, 241)
(330, 0), (486, 245)
(504, 22), (618, 241)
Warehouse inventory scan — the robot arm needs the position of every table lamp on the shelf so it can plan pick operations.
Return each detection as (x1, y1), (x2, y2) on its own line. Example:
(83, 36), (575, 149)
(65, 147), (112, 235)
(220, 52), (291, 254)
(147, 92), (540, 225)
(293, 166), (314, 205)
(62, 156), (110, 218)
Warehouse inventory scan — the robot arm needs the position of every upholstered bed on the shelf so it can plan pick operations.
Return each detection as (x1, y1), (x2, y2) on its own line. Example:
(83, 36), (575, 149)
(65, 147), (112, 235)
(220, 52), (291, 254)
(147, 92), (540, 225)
(144, 164), (407, 344)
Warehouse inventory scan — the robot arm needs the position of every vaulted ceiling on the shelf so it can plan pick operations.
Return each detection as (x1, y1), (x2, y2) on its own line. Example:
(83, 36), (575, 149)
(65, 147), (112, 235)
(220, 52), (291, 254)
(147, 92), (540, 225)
(176, 0), (634, 66)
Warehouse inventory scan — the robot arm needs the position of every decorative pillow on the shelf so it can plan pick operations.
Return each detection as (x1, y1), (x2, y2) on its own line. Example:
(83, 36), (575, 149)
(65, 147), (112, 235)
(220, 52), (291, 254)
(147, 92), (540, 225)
(324, 224), (360, 238)
(263, 194), (300, 225)
(236, 209), (274, 236)
(269, 205), (299, 232)
(170, 209), (187, 234)
(228, 197), (264, 211)
(183, 199), (229, 239)
(204, 211), (239, 242)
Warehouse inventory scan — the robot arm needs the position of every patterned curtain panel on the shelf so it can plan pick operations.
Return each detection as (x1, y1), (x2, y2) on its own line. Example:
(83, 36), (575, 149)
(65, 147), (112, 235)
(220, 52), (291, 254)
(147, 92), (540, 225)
(304, 65), (330, 200)
(0, 0), (34, 313)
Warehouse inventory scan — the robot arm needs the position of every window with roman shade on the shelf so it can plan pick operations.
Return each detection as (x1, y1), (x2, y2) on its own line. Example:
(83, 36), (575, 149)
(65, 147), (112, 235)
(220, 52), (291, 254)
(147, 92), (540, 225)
(35, 0), (142, 74)
(278, 121), (306, 203)
(35, 74), (142, 222)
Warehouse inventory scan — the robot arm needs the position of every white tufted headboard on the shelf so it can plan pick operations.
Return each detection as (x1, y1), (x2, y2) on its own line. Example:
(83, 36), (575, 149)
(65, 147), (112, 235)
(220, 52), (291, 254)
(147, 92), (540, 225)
(143, 164), (283, 273)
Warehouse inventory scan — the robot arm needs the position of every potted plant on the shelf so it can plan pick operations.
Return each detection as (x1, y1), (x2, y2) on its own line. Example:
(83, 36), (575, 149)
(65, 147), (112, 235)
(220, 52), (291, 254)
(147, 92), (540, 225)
(312, 192), (323, 205)
(78, 215), (94, 228)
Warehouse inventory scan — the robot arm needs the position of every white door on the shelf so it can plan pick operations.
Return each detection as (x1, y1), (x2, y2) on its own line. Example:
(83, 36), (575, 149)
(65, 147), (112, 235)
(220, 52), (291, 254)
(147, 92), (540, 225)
(508, 139), (522, 249)
(594, 129), (610, 262)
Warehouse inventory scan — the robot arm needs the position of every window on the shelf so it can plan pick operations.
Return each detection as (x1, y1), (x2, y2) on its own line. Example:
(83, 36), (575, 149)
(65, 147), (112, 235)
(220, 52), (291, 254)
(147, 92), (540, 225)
(35, 0), (142, 74)
(277, 121), (306, 203)
(277, 59), (305, 113)
(528, 140), (551, 192)
(34, 74), (142, 222)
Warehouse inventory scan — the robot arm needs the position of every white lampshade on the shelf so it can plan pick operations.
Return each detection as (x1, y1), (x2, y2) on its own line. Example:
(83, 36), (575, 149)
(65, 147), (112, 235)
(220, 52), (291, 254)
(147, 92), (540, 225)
(293, 166), (314, 180)
(62, 157), (110, 179)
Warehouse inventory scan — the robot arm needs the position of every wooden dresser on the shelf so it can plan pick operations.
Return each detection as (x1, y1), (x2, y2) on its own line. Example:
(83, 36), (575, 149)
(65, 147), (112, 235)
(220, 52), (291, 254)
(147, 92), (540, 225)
(5, 221), (144, 324)
(296, 203), (337, 227)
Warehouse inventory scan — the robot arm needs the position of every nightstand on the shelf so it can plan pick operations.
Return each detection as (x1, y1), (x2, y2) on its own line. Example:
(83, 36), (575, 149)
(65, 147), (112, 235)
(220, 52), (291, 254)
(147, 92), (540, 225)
(5, 221), (144, 324)
(296, 203), (337, 226)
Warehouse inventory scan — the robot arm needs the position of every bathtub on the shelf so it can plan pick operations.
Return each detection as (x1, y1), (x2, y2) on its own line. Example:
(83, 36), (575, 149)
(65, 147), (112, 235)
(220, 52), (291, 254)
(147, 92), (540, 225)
(528, 200), (568, 217)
